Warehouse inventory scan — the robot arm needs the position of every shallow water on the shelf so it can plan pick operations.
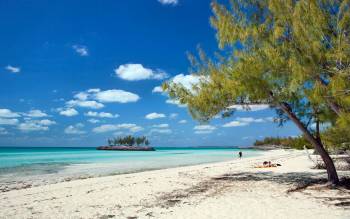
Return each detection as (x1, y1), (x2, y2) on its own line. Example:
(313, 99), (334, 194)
(0, 147), (261, 189)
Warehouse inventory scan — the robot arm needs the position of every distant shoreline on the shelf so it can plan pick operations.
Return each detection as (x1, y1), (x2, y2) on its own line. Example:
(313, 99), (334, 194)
(96, 146), (155, 151)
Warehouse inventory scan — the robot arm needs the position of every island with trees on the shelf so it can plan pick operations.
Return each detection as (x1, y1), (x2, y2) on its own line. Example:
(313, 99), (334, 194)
(96, 135), (155, 151)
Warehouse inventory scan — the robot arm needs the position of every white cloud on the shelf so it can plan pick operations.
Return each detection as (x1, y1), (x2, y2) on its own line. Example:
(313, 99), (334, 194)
(150, 129), (172, 134)
(74, 92), (89, 100)
(169, 113), (178, 119)
(115, 64), (168, 81)
(18, 119), (56, 132)
(93, 124), (117, 133)
(145, 112), (166, 120)
(152, 86), (164, 93)
(236, 117), (265, 123)
(194, 125), (216, 131)
(24, 109), (49, 118)
(38, 119), (56, 126)
(66, 100), (104, 109)
(94, 89), (139, 103)
(152, 123), (169, 128)
(93, 123), (143, 133)
(158, 0), (178, 5)
(87, 88), (101, 93)
(222, 117), (270, 128)
(0, 118), (18, 125)
(66, 89), (139, 110)
(194, 130), (214, 134)
(85, 111), (119, 118)
(222, 121), (249, 127)
(65, 123), (86, 134)
(59, 108), (79, 117)
(193, 125), (216, 134)
(229, 104), (270, 111)
(171, 74), (202, 90)
(72, 45), (89, 56)
(0, 109), (21, 118)
(5, 65), (20, 73)
(166, 99), (187, 108)
(178, 119), (187, 124)
(88, 119), (100, 124)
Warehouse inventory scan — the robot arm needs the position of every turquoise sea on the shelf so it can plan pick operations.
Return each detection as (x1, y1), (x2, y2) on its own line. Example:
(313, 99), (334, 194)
(0, 147), (261, 189)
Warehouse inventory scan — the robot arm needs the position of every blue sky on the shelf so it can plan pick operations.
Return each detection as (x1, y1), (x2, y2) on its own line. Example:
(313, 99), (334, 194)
(0, 0), (300, 147)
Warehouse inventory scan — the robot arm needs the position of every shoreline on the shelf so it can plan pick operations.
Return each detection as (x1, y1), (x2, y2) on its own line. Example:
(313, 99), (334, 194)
(0, 148), (263, 192)
(1, 149), (350, 218)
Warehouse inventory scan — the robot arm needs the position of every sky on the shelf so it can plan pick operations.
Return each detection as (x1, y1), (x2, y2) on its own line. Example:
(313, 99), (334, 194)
(0, 0), (300, 147)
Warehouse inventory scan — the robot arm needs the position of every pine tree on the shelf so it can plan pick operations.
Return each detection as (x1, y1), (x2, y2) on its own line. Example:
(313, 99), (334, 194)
(164, 0), (350, 184)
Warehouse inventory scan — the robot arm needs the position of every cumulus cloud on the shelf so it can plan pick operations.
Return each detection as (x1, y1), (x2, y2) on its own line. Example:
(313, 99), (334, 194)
(85, 111), (119, 118)
(145, 112), (166, 120)
(66, 89), (139, 110)
(88, 119), (100, 124)
(150, 129), (172, 134)
(66, 100), (104, 109)
(152, 123), (169, 128)
(163, 73), (205, 108)
(72, 45), (89, 56)
(94, 89), (139, 103)
(18, 119), (56, 132)
(178, 119), (187, 124)
(24, 109), (49, 118)
(222, 117), (271, 128)
(38, 119), (56, 126)
(194, 125), (216, 134)
(0, 109), (21, 118)
(115, 64), (168, 81)
(194, 125), (216, 131)
(169, 113), (178, 119)
(59, 108), (79, 117)
(74, 92), (89, 100)
(5, 65), (20, 73)
(229, 104), (270, 111)
(93, 123), (143, 133)
(171, 74), (202, 91)
(222, 121), (249, 127)
(65, 123), (86, 134)
(194, 130), (214, 134)
(0, 118), (19, 125)
(166, 99), (187, 108)
(152, 86), (164, 93)
(158, 0), (178, 5)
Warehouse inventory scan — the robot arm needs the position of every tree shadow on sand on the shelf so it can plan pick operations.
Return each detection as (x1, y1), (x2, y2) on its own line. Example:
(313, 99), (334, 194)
(212, 171), (350, 207)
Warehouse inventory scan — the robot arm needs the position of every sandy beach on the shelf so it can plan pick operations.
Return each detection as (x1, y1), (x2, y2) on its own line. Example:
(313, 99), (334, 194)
(1, 149), (349, 219)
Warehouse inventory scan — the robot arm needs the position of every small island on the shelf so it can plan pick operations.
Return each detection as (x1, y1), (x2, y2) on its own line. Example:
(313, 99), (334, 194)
(97, 135), (155, 151)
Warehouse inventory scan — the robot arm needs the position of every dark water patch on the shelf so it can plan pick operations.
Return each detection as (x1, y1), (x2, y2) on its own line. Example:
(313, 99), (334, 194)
(0, 162), (70, 176)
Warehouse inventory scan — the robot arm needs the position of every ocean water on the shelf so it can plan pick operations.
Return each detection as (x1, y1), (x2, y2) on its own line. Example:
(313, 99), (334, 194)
(0, 147), (261, 188)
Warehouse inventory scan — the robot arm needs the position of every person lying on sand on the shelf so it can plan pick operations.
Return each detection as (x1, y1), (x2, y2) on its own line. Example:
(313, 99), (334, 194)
(254, 161), (282, 168)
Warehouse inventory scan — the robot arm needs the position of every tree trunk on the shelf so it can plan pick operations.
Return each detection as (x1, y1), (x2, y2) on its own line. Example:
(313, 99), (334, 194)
(326, 99), (342, 116)
(278, 102), (339, 185)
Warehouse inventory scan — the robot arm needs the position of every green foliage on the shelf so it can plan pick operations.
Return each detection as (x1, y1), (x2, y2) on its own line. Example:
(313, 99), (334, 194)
(107, 136), (150, 147)
(322, 125), (350, 151)
(254, 136), (312, 150)
(164, 0), (350, 137)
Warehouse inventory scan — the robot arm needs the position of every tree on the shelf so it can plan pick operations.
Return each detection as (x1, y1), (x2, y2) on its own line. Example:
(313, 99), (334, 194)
(136, 136), (145, 146)
(145, 139), (150, 146)
(107, 138), (114, 146)
(164, 0), (350, 184)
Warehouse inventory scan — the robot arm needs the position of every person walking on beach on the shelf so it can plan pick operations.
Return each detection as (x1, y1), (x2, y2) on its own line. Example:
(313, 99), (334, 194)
(238, 151), (242, 159)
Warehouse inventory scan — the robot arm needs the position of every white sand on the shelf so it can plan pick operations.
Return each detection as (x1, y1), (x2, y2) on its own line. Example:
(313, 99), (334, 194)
(1, 149), (349, 219)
